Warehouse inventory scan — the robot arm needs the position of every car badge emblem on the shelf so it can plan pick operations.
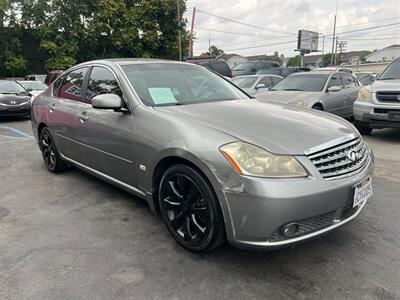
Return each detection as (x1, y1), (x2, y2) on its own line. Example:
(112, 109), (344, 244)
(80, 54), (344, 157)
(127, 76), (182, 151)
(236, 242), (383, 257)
(347, 150), (358, 162)
(10, 100), (16, 105)
(397, 95), (400, 101)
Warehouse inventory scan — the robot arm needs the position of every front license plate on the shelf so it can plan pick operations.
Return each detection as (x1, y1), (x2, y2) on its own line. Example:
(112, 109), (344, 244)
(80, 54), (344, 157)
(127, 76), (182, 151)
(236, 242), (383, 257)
(353, 176), (372, 207)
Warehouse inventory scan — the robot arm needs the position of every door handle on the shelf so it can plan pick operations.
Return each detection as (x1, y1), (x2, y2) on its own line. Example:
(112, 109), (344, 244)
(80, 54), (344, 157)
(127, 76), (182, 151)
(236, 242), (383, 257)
(79, 112), (88, 123)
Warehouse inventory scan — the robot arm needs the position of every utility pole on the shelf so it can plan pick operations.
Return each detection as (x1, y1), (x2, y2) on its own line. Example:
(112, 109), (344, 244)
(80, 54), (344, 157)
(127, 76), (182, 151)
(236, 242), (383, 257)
(330, 0), (339, 66)
(333, 35), (339, 66)
(188, 7), (196, 58)
(177, 0), (182, 61)
(321, 35), (325, 67)
(208, 37), (211, 54)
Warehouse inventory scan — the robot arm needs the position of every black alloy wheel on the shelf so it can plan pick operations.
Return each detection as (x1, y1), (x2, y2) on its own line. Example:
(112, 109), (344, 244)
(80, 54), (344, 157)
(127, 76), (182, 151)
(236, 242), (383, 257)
(39, 127), (68, 172)
(159, 164), (225, 252)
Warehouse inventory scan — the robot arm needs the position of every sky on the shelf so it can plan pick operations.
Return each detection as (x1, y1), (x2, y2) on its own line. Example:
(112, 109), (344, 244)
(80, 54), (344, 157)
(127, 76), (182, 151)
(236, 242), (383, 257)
(184, 0), (400, 58)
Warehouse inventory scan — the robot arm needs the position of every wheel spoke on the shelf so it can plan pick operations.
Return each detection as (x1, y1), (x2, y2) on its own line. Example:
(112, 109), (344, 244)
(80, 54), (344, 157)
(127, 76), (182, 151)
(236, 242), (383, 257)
(170, 213), (185, 230)
(176, 175), (188, 198)
(163, 196), (181, 210)
(168, 180), (183, 199)
(191, 214), (206, 234)
(183, 216), (194, 241)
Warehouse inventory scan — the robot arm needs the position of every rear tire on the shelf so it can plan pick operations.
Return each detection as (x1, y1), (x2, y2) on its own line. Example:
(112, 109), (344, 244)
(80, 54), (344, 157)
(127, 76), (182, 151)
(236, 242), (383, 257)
(158, 164), (225, 252)
(39, 127), (68, 172)
(354, 121), (373, 135)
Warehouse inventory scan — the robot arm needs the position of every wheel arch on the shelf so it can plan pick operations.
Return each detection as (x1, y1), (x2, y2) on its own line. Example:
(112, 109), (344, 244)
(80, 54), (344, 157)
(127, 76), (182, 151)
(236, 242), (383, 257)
(312, 102), (324, 110)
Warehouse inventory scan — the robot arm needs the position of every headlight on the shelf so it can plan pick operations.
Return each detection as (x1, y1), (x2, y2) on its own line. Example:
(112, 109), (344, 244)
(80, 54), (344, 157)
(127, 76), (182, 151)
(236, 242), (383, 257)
(356, 87), (372, 102)
(220, 142), (308, 178)
(290, 100), (304, 107)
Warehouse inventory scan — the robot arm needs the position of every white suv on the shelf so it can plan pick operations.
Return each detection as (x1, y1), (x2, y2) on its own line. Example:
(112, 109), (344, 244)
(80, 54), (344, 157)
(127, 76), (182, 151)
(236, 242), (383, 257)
(354, 57), (400, 135)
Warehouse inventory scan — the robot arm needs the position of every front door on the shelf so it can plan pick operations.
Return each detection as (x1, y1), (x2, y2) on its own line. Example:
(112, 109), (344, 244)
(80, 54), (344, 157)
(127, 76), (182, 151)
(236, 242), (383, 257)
(322, 73), (346, 116)
(74, 66), (136, 186)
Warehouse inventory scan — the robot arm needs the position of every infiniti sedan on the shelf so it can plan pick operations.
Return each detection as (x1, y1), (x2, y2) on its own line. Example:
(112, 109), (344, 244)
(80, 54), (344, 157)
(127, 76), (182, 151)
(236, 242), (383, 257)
(256, 71), (361, 119)
(31, 59), (374, 252)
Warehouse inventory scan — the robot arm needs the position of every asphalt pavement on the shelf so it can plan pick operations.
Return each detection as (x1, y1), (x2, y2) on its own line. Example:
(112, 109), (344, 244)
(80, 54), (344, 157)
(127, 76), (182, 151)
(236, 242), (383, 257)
(1, 118), (399, 300)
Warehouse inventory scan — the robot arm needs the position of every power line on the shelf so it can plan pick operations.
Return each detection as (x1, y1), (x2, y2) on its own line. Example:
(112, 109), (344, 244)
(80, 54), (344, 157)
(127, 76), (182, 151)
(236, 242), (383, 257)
(196, 9), (297, 36)
(196, 27), (295, 39)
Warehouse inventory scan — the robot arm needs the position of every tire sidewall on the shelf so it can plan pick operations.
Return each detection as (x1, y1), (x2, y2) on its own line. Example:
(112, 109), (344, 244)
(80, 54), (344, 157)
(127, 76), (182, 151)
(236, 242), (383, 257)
(159, 164), (222, 252)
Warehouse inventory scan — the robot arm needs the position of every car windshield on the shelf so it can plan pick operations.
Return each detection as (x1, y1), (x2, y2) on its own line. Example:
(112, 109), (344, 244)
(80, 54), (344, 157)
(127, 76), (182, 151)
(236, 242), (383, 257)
(121, 63), (249, 106)
(232, 77), (258, 89)
(378, 59), (400, 80)
(0, 81), (26, 94)
(19, 81), (47, 90)
(232, 62), (254, 71)
(270, 74), (329, 92)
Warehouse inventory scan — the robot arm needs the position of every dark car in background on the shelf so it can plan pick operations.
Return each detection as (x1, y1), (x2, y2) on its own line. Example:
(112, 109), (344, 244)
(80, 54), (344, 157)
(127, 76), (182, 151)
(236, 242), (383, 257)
(231, 61), (281, 77)
(257, 67), (303, 78)
(355, 72), (377, 86)
(0, 80), (31, 118)
(185, 57), (232, 78)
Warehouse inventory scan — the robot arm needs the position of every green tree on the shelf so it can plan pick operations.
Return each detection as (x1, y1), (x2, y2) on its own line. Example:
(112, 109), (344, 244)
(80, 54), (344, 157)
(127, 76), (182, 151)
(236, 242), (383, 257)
(287, 55), (301, 67)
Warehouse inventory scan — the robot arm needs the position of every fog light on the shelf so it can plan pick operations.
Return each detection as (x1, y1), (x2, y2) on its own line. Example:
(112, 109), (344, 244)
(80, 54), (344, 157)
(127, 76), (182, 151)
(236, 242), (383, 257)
(281, 223), (299, 237)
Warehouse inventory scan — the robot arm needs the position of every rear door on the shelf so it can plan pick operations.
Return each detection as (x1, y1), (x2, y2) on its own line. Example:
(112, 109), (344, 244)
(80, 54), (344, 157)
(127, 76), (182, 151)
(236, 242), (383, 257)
(340, 73), (360, 117)
(49, 67), (89, 161)
(322, 73), (346, 116)
(75, 66), (136, 186)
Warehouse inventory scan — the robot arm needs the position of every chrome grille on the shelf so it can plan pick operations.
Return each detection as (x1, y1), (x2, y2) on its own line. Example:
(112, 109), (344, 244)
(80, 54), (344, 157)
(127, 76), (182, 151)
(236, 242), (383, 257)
(305, 134), (369, 180)
(376, 91), (400, 103)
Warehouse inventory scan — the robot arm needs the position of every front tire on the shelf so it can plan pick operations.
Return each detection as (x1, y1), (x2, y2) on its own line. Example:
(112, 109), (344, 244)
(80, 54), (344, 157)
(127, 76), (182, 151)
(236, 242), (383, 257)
(159, 164), (225, 252)
(39, 127), (68, 172)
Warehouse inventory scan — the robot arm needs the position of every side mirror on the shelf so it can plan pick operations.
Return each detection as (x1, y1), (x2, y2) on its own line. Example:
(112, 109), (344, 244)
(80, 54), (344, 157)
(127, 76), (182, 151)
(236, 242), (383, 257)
(92, 94), (122, 110)
(327, 85), (341, 93)
(255, 83), (267, 89)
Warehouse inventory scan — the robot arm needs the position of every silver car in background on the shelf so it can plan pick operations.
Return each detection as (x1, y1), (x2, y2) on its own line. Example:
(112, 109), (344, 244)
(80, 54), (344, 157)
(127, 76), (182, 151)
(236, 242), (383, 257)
(31, 59), (374, 252)
(256, 71), (361, 119)
(354, 57), (400, 135)
(231, 74), (283, 95)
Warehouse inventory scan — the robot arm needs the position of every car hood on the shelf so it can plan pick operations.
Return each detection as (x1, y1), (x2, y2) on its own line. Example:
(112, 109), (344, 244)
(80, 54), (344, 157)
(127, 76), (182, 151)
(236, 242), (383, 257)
(154, 99), (356, 155)
(255, 90), (321, 104)
(371, 79), (400, 92)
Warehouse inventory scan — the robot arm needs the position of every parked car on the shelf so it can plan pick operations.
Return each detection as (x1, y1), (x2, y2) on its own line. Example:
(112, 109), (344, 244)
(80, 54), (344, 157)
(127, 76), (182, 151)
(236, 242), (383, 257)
(256, 71), (361, 119)
(44, 70), (63, 85)
(355, 72), (377, 86)
(31, 59), (374, 252)
(231, 61), (280, 77)
(232, 75), (282, 95)
(24, 74), (46, 82)
(17, 80), (48, 102)
(256, 67), (295, 78)
(198, 60), (232, 78)
(0, 80), (31, 118)
(314, 67), (354, 75)
(354, 57), (400, 135)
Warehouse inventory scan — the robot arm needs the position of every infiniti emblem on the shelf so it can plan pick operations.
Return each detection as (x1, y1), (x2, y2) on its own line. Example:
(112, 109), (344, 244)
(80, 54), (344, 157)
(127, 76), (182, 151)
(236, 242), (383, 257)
(10, 100), (16, 105)
(347, 150), (358, 162)
(397, 95), (400, 101)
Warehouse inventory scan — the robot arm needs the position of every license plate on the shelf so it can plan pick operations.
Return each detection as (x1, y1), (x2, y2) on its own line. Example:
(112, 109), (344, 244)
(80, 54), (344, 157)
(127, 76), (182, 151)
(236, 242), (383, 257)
(388, 111), (400, 121)
(353, 176), (372, 207)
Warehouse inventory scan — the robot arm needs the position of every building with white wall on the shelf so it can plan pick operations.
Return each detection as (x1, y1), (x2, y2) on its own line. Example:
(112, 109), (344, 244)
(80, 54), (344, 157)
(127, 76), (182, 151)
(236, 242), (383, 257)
(365, 45), (400, 63)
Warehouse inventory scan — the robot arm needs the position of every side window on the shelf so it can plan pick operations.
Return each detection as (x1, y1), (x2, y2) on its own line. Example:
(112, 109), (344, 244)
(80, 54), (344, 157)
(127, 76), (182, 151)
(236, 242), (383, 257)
(52, 76), (64, 97)
(342, 74), (357, 88)
(259, 76), (272, 87)
(59, 68), (88, 101)
(86, 67), (122, 102)
(254, 62), (262, 71)
(327, 74), (343, 88)
(272, 76), (282, 85)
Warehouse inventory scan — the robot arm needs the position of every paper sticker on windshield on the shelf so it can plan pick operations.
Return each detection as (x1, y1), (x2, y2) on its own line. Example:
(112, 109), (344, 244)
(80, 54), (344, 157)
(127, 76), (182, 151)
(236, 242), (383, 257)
(148, 88), (177, 104)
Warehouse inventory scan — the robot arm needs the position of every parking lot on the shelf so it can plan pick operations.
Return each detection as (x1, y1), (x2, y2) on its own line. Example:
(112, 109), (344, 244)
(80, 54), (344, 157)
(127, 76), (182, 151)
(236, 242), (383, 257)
(0, 118), (398, 299)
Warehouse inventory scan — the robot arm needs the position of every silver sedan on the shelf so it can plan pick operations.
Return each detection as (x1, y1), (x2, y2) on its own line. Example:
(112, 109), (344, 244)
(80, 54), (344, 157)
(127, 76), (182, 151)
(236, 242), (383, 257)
(231, 74), (283, 95)
(31, 59), (374, 252)
(256, 71), (361, 118)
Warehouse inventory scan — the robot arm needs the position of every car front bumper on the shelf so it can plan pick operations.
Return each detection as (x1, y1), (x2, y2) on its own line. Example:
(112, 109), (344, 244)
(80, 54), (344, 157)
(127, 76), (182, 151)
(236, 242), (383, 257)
(0, 103), (31, 117)
(354, 101), (400, 129)
(219, 150), (374, 250)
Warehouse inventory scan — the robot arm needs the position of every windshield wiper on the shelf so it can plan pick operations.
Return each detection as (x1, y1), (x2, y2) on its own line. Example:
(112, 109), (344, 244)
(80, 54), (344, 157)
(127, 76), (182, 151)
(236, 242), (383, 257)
(283, 88), (305, 91)
(378, 77), (400, 80)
